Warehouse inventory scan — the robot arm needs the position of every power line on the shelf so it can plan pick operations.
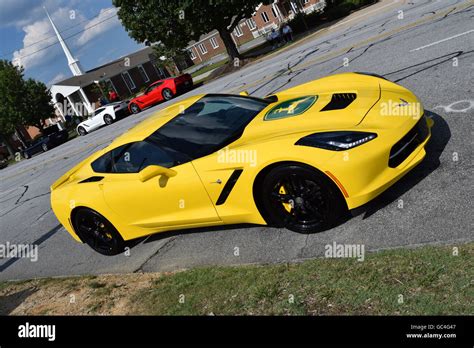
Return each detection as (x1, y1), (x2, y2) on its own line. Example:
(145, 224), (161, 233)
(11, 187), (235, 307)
(10, 13), (118, 63)
(1, 7), (117, 58)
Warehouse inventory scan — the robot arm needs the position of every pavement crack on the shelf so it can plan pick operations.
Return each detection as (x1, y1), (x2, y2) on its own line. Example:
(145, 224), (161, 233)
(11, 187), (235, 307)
(133, 236), (177, 273)
(15, 185), (29, 205)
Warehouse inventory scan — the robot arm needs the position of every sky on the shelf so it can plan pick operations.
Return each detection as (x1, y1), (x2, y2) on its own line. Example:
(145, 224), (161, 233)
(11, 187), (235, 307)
(0, 0), (144, 86)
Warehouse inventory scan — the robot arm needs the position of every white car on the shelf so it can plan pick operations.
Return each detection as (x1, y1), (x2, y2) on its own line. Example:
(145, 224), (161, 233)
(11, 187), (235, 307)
(76, 101), (129, 136)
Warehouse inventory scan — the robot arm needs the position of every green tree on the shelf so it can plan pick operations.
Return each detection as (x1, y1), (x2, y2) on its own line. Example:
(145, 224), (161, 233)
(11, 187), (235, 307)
(113, 0), (270, 63)
(21, 79), (55, 131)
(0, 60), (25, 136)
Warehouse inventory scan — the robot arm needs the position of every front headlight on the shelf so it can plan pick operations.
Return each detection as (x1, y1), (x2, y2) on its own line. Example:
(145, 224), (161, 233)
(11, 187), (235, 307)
(296, 131), (377, 151)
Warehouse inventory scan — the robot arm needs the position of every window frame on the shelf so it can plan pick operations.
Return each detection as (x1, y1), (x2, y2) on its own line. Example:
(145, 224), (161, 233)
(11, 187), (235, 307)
(121, 70), (136, 90)
(137, 64), (150, 83)
(198, 43), (208, 54)
(210, 36), (219, 49)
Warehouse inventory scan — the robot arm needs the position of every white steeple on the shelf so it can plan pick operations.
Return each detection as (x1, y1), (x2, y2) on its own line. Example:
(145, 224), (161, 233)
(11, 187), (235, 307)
(44, 7), (83, 76)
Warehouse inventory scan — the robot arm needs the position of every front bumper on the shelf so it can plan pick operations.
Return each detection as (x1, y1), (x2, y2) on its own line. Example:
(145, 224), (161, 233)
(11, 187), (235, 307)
(346, 116), (433, 208)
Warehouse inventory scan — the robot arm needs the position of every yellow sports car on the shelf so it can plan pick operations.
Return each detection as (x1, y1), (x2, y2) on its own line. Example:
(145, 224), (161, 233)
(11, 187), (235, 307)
(51, 72), (433, 255)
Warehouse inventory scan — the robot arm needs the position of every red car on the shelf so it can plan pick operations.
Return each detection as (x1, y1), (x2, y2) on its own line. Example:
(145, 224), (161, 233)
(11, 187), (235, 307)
(128, 74), (193, 114)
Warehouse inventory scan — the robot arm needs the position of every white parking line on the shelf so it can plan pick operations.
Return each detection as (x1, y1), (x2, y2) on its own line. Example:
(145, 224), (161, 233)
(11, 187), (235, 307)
(410, 29), (474, 51)
(331, 0), (402, 29)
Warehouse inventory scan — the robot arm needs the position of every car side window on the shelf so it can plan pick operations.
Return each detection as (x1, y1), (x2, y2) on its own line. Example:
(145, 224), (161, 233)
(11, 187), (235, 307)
(93, 108), (105, 117)
(91, 141), (177, 174)
(146, 83), (162, 94)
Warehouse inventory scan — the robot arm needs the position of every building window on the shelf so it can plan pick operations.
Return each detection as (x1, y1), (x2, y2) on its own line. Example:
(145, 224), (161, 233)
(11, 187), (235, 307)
(233, 25), (243, 37)
(189, 49), (197, 60)
(198, 43), (208, 54)
(210, 36), (219, 49)
(247, 18), (257, 30)
(271, 7), (278, 18)
(121, 71), (136, 90)
(261, 11), (270, 23)
(137, 65), (150, 83)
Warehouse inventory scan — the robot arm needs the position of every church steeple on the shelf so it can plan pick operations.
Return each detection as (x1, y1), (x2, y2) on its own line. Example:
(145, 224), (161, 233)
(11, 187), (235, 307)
(44, 7), (83, 76)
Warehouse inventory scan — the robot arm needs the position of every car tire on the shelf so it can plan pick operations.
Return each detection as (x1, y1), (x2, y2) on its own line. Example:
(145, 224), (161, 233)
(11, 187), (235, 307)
(162, 88), (174, 101)
(41, 143), (48, 152)
(77, 127), (87, 136)
(260, 164), (347, 233)
(130, 103), (141, 114)
(104, 114), (114, 125)
(72, 208), (126, 256)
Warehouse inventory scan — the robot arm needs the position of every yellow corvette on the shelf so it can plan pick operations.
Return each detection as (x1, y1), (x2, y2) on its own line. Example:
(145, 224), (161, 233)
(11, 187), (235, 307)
(51, 72), (433, 255)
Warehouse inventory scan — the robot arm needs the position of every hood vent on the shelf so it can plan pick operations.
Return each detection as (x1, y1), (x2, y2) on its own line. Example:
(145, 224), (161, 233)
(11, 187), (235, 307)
(79, 176), (104, 183)
(321, 93), (357, 111)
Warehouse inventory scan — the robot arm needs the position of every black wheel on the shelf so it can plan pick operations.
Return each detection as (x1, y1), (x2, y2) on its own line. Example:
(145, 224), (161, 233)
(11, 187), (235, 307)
(41, 143), (48, 152)
(77, 126), (87, 136)
(72, 208), (125, 256)
(130, 103), (141, 114)
(162, 88), (174, 101)
(261, 164), (347, 233)
(103, 114), (114, 125)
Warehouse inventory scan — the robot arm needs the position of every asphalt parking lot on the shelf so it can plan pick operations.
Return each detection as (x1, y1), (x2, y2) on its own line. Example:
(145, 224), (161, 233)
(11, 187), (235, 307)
(0, 0), (473, 280)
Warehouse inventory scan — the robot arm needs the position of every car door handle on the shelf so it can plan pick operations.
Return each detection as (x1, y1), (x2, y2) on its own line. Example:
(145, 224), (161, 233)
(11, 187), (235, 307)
(211, 179), (222, 184)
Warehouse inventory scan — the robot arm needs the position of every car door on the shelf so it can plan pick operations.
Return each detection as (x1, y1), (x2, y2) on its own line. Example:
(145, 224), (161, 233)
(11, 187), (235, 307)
(97, 140), (220, 229)
(145, 83), (163, 105)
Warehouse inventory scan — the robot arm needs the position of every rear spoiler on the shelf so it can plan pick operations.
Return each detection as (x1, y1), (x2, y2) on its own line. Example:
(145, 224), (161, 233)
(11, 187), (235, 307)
(50, 157), (91, 191)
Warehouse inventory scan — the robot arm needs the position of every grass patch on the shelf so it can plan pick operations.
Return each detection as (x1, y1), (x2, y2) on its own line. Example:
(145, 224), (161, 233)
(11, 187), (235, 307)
(189, 59), (229, 78)
(0, 243), (472, 315)
(132, 243), (473, 315)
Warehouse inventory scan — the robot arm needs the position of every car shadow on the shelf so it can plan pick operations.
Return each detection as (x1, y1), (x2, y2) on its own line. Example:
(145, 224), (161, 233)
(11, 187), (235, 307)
(140, 223), (261, 245)
(354, 110), (451, 219)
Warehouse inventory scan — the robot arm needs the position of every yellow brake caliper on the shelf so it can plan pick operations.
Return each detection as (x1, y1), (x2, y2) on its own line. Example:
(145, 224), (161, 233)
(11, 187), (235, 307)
(280, 186), (292, 213)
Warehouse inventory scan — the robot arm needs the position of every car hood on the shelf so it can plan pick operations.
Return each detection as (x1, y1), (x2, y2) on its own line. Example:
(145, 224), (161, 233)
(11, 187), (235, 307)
(240, 73), (382, 143)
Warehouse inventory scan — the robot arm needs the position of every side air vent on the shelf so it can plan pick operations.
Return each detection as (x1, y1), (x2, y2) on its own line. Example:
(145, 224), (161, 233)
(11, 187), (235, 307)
(79, 176), (104, 183)
(320, 93), (357, 111)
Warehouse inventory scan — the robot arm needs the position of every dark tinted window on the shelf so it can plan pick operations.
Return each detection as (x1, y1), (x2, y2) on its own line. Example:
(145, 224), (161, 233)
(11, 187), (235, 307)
(148, 95), (269, 160)
(146, 83), (162, 94)
(91, 140), (187, 173)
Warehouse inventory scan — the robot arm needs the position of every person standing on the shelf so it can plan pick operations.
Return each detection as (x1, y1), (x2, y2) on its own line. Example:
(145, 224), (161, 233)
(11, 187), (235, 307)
(108, 90), (119, 102)
(282, 23), (293, 43)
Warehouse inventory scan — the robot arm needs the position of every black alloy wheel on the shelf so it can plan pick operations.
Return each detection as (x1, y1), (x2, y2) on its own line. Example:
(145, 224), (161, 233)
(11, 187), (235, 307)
(261, 165), (347, 233)
(73, 208), (125, 256)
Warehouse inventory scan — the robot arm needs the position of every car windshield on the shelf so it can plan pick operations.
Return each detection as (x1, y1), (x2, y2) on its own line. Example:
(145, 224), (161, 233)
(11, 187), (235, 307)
(146, 95), (269, 160)
(91, 95), (270, 174)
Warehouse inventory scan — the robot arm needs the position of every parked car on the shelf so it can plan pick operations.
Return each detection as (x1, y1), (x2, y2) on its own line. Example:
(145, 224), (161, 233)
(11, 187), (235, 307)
(0, 159), (8, 169)
(22, 124), (69, 159)
(76, 100), (130, 136)
(128, 74), (193, 114)
(51, 72), (433, 255)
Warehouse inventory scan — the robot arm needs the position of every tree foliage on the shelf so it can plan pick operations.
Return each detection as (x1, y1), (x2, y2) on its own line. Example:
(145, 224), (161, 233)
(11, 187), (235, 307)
(22, 79), (55, 131)
(0, 60), (25, 135)
(0, 59), (55, 137)
(113, 0), (271, 62)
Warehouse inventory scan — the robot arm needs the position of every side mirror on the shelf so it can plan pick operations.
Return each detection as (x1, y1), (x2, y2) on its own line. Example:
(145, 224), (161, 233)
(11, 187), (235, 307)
(139, 165), (177, 182)
(239, 91), (249, 96)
